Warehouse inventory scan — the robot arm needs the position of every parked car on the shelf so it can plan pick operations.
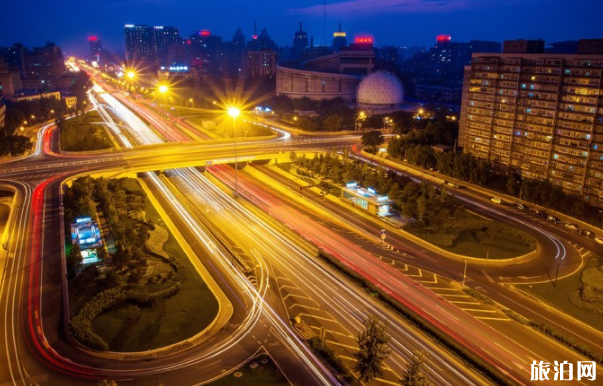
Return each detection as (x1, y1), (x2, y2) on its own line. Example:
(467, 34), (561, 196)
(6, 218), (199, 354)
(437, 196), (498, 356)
(595, 237), (603, 246)
(445, 181), (460, 189)
(515, 202), (529, 211)
(578, 229), (594, 238)
(490, 197), (503, 204)
(547, 215), (561, 224)
(564, 223), (579, 231)
(534, 210), (549, 218)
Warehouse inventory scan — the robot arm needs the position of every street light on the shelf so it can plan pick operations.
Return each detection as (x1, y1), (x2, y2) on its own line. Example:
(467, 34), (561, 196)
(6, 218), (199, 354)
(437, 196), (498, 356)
(228, 107), (241, 197)
(158, 84), (169, 140)
(355, 111), (366, 134)
(126, 70), (136, 95)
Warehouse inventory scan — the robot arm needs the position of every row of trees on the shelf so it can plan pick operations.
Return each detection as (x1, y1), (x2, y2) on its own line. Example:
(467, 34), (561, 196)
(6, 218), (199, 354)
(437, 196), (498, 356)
(387, 115), (594, 220)
(293, 152), (458, 227)
(353, 315), (431, 385)
(58, 111), (113, 151)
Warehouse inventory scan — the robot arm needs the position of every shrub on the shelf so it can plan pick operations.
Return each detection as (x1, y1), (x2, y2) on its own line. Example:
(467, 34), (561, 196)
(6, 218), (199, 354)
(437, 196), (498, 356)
(581, 268), (603, 291)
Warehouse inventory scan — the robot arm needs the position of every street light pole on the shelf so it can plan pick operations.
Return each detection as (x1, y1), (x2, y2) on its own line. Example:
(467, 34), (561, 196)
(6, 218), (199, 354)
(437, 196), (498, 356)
(158, 84), (169, 141)
(228, 107), (241, 197)
(462, 259), (468, 287)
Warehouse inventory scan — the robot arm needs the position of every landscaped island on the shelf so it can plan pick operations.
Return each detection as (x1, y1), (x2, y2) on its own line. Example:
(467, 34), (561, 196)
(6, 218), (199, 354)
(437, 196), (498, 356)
(64, 177), (218, 351)
(289, 152), (536, 259)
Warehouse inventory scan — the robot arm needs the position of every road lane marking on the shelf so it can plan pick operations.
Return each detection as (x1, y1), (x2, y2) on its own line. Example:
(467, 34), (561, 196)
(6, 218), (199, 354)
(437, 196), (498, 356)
(495, 342), (527, 364)
(288, 303), (321, 311)
(474, 316), (511, 321)
(436, 305), (460, 322)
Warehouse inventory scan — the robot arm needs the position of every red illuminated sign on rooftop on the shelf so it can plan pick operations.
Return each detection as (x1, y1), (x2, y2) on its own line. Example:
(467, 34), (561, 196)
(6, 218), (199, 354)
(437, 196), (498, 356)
(200, 30), (211, 36)
(88, 36), (98, 41)
(354, 36), (373, 44)
(436, 34), (452, 43)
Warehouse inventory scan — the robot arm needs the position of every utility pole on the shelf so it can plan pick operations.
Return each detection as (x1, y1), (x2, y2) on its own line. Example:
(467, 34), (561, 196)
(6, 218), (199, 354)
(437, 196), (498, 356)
(462, 259), (468, 287)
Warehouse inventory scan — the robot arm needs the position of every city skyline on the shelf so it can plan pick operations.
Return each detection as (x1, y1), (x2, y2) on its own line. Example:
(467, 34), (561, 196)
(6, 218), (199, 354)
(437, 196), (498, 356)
(2, 0), (602, 57)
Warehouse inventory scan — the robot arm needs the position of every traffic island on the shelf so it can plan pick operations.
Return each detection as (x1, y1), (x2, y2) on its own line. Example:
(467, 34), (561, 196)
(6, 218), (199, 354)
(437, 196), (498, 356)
(63, 176), (220, 353)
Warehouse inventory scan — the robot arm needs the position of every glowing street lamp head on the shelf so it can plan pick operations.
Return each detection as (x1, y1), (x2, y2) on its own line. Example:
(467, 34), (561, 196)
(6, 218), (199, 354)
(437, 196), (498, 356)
(418, 108), (424, 115)
(127, 71), (135, 79)
(158, 85), (168, 94)
(228, 107), (240, 118)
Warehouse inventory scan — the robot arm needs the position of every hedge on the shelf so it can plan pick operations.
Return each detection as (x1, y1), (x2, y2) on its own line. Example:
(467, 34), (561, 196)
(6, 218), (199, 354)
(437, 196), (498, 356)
(69, 283), (181, 350)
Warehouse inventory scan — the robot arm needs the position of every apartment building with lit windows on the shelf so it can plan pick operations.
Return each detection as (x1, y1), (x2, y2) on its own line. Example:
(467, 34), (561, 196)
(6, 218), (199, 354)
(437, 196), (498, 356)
(459, 40), (603, 205)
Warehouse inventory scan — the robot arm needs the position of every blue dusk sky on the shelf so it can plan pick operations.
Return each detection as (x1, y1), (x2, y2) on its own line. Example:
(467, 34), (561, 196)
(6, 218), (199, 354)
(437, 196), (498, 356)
(1, 0), (602, 56)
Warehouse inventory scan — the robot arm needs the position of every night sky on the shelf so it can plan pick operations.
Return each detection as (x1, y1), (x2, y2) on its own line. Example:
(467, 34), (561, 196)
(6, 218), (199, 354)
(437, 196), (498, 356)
(2, 0), (602, 56)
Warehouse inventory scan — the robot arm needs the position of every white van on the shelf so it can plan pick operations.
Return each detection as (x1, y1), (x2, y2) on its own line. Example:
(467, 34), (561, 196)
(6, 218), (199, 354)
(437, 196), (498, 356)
(490, 197), (503, 204)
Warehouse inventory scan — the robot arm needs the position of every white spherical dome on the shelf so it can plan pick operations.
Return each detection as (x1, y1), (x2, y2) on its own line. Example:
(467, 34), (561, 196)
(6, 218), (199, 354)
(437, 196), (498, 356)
(356, 71), (404, 109)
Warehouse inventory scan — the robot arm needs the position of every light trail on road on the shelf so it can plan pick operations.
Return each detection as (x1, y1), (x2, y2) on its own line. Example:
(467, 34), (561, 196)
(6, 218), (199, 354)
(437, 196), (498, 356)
(205, 163), (602, 385)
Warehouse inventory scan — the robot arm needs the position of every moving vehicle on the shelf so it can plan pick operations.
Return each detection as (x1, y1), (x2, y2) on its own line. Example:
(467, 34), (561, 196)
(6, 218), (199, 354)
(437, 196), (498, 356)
(515, 202), (529, 211)
(578, 229), (594, 238)
(490, 197), (503, 204)
(595, 237), (603, 246)
(534, 210), (548, 218)
(565, 223), (579, 231)
(547, 215), (561, 224)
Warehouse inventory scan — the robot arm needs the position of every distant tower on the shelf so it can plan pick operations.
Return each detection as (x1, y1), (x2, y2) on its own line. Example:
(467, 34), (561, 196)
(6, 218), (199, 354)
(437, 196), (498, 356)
(332, 23), (347, 51)
(89, 36), (103, 62)
(292, 22), (309, 59)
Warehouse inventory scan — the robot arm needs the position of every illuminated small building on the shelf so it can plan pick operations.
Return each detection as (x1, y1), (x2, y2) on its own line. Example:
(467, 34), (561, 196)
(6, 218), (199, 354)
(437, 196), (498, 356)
(70, 217), (103, 265)
(342, 182), (392, 216)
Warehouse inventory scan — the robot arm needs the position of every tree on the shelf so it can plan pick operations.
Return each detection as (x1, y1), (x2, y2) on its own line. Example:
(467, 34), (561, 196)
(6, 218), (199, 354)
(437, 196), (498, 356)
(323, 115), (342, 131)
(353, 315), (391, 384)
(400, 351), (432, 386)
(361, 130), (385, 150)
(417, 195), (427, 222)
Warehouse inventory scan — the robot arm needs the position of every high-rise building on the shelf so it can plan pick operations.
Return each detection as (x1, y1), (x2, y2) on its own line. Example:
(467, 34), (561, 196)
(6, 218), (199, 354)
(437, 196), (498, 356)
(246, 50), (277, 78)
(124, 24), (156, 64)
(247, 25), (277, 52)
(374, 46), (398, 63)
(230, 27), (246, 72)
(23, 42), (65, 79)
(89, 36), (102, 60)
(0, 44), (26, 76)
(291, 23), (308, 59)
(458, 49), (603, 205)
(154, 26), (181, 65)
(0, 57), (23, 98)
(124, 24), (182, 67)
(332, 24), (347, 51)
